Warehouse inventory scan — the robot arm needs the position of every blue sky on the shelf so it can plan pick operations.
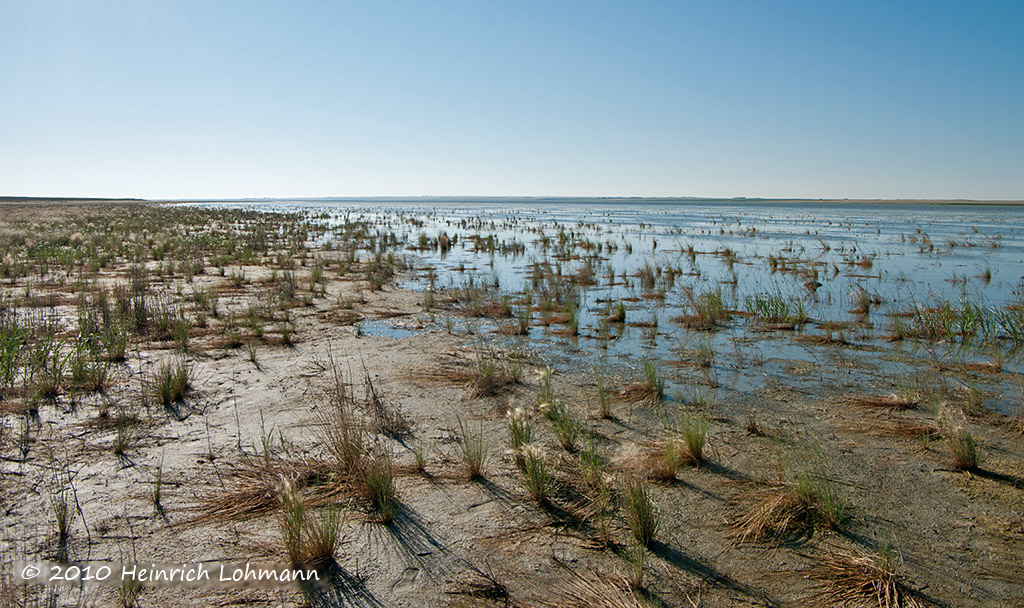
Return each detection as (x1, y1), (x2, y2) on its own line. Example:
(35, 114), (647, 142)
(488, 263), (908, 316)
(1, 1), (1022, 199)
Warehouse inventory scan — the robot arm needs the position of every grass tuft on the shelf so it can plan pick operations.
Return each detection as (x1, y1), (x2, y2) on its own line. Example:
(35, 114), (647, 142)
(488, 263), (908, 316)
(540, 399), (582, 452)
(946, 426), (980, 470)
(151, 359), (190, 405)
(622, 475), (658, 548)
(456, 416), (487, 480)
(730, 447), (847, 543)
(677, 412), (709, 463)
(506, 407), (533, 450)
(360, 452), (396, 523)
(517, 444), (552, 505)
(808, 545), (923, 608)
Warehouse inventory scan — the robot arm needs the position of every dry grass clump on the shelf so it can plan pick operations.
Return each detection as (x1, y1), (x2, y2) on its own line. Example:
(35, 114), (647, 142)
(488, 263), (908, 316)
(838, 418), (941, 441)
(643, 411), (709, 480)
(793, 332), (849, 345)
(616, 359), (664, 405)
(849, 391), (921, 411)
(469, 356), (518, 397)
(315, 397), (366, 477)
(646, 439), (686, 481)
(191, 457), (335, 525)
(406, 355), (517, 398)
(808, 546), (923, 608)
(1010, 406), (1024, 435)
(730, 452), (847, 543)
(945, 426), (980, 470)
(363, 371), (411, 438)
(315, 360), (399, 522)
(524, 570), (644, 608)
(673, 287), (730, 330)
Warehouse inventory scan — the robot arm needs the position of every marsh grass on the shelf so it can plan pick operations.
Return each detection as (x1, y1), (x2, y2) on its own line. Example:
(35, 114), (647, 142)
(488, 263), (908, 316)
(541, 399), (582, 452)
(626, 539), (646, 591)
(730, 446), (847, 543)
(315, 362), (366, 476)
(361, 451), (396, 523)
(116, 578), (142, 608)
(641, 359), (664, 404)
(809, 545), (923, 608)
(595, 370), (612, 419)
(566, 300), (580, 335)
(694, 337), (715, 369)
(151, 359), (190, 405)
(648, 439), (685, 481)
(745, 293), (807, 329)
(603, 301), (627, 324)
(409, 439), (433, 474)
(49, 477), (76, 545)
(469, 356), (516, 398)
(674, 287), (729, 330)
(278, 480), (346, 565)
(506, 407), (533, 451)
(946, 426), (980, 470)
(518, 444), (552, 505)
(456, 416), (487, 480)
(364, 371), (411, 438)
(622, 475), (657, 547)
(676, 412), (709, 463)
(151, 458), (164, 516)
(578, 440), (607, 489)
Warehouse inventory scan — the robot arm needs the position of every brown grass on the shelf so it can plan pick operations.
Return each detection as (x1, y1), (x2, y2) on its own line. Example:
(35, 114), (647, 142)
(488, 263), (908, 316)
(1010, 407), (1024, 435)
(324, 309), (364, 326)
(793, 333), (849, 345)
(187, 458), (342, 525)
(808, 547), (923, 608)
(728, 479), (845, 543)
(962, 360), (1001, 374)
(615, 381), (662, 406)
(848, 392), (921, 411)
(837, 418), (942, 440)
(406, 359), (516, 398)
(524, 570), (644, 608)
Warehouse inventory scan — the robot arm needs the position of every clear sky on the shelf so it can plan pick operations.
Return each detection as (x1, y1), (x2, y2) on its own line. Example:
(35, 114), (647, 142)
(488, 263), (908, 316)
(1, 1), (1022, 200)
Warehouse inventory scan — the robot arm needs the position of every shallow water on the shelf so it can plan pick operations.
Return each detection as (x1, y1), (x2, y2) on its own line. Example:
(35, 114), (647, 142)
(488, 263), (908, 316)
(192, 198), (1024, 414)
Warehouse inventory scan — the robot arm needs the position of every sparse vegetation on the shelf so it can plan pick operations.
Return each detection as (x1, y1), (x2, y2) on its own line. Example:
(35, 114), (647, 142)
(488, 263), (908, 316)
(946, 426), (980, 470)
(622, 475), (658, 547)
(540, 398), (582, 452)
(517, 444), (552, 504)
(730, 446), (847, 543)
(809, 544), (923, 608)
(456, 416), (487, 480)
(151, 359), (190, 405)
(0, 199), (1020, 608)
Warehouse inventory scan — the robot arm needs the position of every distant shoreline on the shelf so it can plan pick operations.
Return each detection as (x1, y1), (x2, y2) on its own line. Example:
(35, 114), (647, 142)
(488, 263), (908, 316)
(2, 195), (1023, 206)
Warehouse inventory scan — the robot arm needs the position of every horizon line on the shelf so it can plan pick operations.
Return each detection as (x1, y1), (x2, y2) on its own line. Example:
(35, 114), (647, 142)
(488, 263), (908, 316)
(3, 194), (1024, 205)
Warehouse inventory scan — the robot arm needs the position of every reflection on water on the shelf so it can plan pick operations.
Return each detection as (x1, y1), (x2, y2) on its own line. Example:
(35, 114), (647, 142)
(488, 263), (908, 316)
(192, 199), (1024, 415)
